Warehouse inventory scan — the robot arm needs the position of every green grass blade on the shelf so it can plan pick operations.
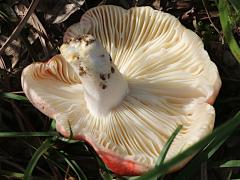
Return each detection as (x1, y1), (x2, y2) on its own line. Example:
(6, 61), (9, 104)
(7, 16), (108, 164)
(220, 160), (240, 168)
(155, 125), (182, 167)
(0, 170), (24, 179)
(24, 138), (55, 180)
(175, 135), (229, 179)
(91, 153), (113, 180)
(100, 171), (113, 180)
(218, 0), (240, 62)
(87, 145), (111, 172)
(58, 150), (88, 180)
(42, 155), (70, 175)
(228, 0), (240, 12)
(207, 136), (229, 157)
(0, 92), (28, 102)
(133, 111), (240, 180)
(57, 121), (81, 143)
(0, 131), (58, 137)
(0, 170), (52, 180)
(50, 119), (56, 130)
(87, 145), (113, 180)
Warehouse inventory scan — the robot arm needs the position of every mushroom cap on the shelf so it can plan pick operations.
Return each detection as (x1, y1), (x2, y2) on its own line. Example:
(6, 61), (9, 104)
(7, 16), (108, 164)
(21, 5), (221, 176)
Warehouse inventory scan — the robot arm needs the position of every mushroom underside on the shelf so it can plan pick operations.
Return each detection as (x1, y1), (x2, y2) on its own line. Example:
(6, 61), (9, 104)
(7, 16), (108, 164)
(22, 56), (216, 175)
(21, 5), (221, 176)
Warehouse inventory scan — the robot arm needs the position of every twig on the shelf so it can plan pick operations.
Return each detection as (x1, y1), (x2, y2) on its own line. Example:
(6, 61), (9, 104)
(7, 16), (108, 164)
(0, 0), (39, 55)
(98, 0), (107, 6)
(201, 0), (224, 44)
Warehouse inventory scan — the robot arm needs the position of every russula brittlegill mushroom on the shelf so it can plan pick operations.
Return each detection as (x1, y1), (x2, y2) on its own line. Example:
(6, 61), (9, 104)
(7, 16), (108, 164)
(21, 5), (221, 175)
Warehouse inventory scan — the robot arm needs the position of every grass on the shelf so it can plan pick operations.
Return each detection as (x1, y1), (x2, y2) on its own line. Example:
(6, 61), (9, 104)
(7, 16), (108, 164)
(0, 92), (29, 102)
(24, 138), (55, 180)
(1, 0), (240, 179)
(130, 112), (240, 180)
(219, 0), (240, 62)
(1, 110), (239, 179)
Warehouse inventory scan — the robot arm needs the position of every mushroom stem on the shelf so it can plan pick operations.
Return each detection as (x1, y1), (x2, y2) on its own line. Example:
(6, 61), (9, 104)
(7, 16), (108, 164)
(60, 34), (129, 117)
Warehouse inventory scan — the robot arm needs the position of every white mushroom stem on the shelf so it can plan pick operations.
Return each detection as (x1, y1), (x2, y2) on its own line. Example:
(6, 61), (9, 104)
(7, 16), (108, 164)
(60, 34), (129, 117)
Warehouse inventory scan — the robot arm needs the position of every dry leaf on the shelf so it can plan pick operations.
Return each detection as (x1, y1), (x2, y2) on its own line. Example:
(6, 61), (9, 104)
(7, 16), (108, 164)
(38, 0), (85, 24)
(14, 3), (52, 58)
(0, 3), (18, 22)
(0, 35), (21, 69)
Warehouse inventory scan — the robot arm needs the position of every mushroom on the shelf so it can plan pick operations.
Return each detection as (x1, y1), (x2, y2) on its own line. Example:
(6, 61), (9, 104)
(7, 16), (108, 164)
(21, 5), (221, 176)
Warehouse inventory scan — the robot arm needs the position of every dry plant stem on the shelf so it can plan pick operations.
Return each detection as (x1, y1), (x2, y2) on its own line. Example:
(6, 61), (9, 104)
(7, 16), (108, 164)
(64, 166), (70, 180)
(98, 0), (107, 6)
(17, 4), (48, 57)
(0, 0), (39, 55)
(201, 0), (224, 44)
(31, 20), (49, 58)
(15, 1), (53, 58)
(201, 0), (226, 77)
